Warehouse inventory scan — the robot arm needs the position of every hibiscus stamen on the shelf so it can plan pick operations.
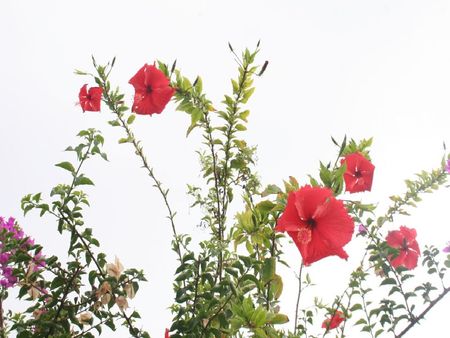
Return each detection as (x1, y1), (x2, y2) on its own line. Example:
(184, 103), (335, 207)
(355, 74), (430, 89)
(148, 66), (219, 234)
(297, 228), (312, 244)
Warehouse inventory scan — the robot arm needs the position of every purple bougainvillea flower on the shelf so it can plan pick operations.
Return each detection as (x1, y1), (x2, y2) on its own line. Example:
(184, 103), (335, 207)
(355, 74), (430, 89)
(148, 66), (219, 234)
(443, 242), (450, 253)
(446, 159), (450, 174)
(358, 224), (368, 236)
(1, 216), (46, 288)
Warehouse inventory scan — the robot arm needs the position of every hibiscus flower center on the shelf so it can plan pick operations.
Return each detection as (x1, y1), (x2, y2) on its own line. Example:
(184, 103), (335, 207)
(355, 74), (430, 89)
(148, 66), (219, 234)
(86, 94), (92, 100)
(306, 218), (317, 228)
(354, 169), (362, 178)
(401, 238), (409, 251)
(146, 85), (153, 94)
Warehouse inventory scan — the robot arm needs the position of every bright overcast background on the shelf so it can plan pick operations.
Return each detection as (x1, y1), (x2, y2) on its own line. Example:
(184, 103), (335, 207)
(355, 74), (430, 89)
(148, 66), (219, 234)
(1, 0), (450, 337)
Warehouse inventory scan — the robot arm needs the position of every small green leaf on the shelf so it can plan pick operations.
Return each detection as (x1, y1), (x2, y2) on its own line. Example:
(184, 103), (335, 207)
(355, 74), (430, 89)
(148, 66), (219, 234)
(261, 184), (282, 197)
(269, 313), (289, 325)
(235, 124), (247, 131)
(75, 176), (94, 186)
(127, 114), (136, 125)
(380, 278), (397, 286)
(55, 161), (75, 173)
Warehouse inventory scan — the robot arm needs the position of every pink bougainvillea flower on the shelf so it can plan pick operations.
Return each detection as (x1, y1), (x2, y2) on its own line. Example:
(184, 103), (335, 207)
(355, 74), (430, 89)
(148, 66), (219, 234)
(442, 242), (450, 253)
(322, 310), (345, 330)
(78, 84), (103, 112)
(386, 226), (420, 270)
(446, 159), (450, 174)
(275, 185), (354, 265)
(341, 152), (375, 193)
(129, 64), (175, 115)
(164, 328), (170, 338)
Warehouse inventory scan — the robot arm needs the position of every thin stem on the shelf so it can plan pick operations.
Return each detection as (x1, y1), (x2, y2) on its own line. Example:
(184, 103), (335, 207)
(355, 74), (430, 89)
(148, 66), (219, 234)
(46, 265), (82, 337)
(395, 287), (450, 338)
(360, 288), (375, 338)
(58, 212), (106, 279)
(202, 267), (251, 336)
(0, 292), (4, 337)
(376, 167), (447, 232)
(191, 256), (201, 316)
(74, 318), (108, 338)
(216, 63), (250, 281)
(102, 86), (183, 262)
(339, 291), (353, 338)
(294, 263), (304, 334)
(121, 112), (181, 259)
(63, 135), (93, 207)
(202, 113), (225, 281)
(265, 232), (277, 311)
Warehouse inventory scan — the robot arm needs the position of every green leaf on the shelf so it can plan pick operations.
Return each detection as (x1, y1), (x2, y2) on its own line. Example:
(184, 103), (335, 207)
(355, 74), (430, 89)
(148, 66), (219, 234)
(350, 303), (363, 311)
(75, 176), (95, 186)
(241, 87), (255, 104)
(380, 278), (397, 286)
(261, 184), (282, 197)
(262, 258), (276, 283)
(256, 200), (275, 213)
(269, 313), (289, 325)
(127, 114), (136, 125)
(235, 124), (247, 131)
(186, 108), (203, 137)
(55, 161), (75, 173)
(194, 76), (203, 93)
(270, 274), (283, 300)
(191, 108), (203, 124)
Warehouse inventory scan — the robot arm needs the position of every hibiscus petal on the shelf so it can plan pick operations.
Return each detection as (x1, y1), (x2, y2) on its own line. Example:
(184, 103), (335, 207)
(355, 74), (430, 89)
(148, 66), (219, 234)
(314, 199), (354, 248)
(294, 230), (348, 266)
(275, 193), (301, 232)
(294, 186), (332, 221)
(408, 239), (420, 255)
(129, 64), (148, 92)
(399, 226), (417, 242)
(145, 65), (171, 89)
(386, 230), (404, 248)
(151, 86), (175, 113)
(389, 250), (407, 269)
(403, 251), (419, 270)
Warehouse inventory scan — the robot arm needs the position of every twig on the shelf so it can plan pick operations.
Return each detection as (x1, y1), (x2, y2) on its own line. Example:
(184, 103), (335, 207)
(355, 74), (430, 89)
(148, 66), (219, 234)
(395, 287), (450, 338)
(294, 263), (304, 334)
(46, 265), (82, 337)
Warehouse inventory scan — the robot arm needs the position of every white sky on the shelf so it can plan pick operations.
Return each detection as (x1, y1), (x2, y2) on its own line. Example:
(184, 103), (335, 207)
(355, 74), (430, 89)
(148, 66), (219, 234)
(1, 0), (450, 336)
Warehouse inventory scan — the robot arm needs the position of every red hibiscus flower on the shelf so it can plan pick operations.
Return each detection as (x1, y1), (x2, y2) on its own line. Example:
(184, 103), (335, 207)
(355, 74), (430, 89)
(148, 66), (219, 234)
(386, 226), (420, 270)
(322, 310), (345, 330)
(275, 185), (354, 265)
(164, 328), (170, 338)
(78, 84), (103, 112)
(341, 152), (375, 193)
(129, 64), (175, 115)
